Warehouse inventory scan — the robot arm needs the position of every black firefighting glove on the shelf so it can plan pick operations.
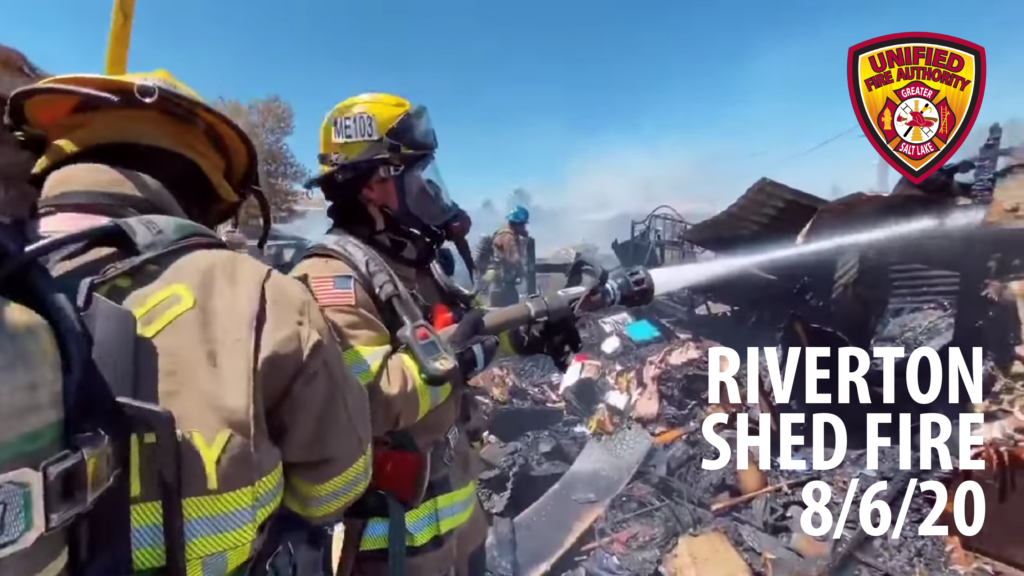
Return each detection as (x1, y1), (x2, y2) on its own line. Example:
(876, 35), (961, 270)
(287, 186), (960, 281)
(448, 308), (499, 380)
(511, 317), (583, 372)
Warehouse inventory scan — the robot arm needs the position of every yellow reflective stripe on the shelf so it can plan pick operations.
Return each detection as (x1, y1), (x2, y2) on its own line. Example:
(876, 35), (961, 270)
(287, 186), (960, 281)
(129, 464), (284, 573)
(184, 542), (254, 576)
(398, 353), (452, 420)
(497, 330), (516, 355)
(345, 345), (451, 421)
(358, 481), (478, 551)
(342, 345), (390, 386)
(283, 446), (372, 520)
(132, 283), (196, 338)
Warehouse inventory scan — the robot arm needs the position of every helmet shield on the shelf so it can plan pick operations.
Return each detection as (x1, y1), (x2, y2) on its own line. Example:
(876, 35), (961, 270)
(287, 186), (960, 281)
(388, 105), (437, 153)
(395, 156), (458, 228)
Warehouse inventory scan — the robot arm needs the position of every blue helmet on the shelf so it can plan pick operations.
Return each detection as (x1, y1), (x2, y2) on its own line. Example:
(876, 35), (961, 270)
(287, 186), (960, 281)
(507, 205), (529, 224)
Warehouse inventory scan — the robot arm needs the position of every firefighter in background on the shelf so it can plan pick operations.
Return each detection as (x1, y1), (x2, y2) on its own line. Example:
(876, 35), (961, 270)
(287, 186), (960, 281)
(485, 205), (530, 306)
(294, 93), (581, 576)
(0, 70), (373, 576)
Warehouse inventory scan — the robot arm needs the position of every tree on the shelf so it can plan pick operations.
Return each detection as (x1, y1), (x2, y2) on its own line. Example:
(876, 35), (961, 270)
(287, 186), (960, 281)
(213, 96), (309, 228)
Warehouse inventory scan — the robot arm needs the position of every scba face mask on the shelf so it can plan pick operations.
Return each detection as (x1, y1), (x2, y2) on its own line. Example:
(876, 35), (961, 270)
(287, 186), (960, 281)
(391, 156), (460, 230)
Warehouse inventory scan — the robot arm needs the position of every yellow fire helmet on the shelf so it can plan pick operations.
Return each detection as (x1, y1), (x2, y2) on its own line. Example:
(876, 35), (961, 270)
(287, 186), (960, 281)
(317, 93), (436, 173)
(314, 93), (461, 228)
(4, 69), (258, 225)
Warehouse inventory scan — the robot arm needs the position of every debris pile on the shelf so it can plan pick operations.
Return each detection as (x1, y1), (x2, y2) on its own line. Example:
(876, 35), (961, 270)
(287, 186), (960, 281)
(476, 299), (1024, 576)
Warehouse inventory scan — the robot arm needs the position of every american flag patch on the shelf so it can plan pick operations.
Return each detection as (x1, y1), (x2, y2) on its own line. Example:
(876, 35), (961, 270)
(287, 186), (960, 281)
(309, 274), (356, 307)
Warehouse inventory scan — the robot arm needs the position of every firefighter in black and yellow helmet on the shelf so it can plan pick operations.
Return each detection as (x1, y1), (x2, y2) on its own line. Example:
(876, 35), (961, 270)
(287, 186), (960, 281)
(292, 94), (582, 576)
(0, 70), (373, 576)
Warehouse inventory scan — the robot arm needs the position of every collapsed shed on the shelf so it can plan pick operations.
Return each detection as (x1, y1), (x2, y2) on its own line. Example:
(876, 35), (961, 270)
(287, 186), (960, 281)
(670, 178), (832, 325)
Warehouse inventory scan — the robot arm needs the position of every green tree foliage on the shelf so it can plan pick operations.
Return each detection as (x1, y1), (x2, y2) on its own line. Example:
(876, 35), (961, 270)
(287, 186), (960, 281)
(213, 96), (309, 226)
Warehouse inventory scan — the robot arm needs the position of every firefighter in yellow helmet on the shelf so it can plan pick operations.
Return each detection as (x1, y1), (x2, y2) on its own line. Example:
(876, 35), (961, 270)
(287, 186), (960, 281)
(0, 70), (373, 576)
(292, 94), (582, 576)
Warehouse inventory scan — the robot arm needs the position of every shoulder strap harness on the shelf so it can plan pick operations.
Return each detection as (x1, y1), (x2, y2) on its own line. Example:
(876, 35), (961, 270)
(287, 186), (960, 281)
(0, 215), (228, 576)
(302, 232), (458, 387)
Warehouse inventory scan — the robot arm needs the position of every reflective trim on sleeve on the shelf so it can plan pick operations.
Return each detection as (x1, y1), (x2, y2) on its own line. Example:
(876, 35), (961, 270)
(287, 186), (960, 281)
(358, 481), (477, 552)
(397, 353), (452, 420)
(345, 345), (451, 421)
(342, 345), (390, 386)
(283, 446), (372, 521)
(129, 463), (284, 575)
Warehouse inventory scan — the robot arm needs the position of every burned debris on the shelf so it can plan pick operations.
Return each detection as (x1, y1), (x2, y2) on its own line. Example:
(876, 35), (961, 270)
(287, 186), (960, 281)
(477, 301), (1022, 576)
(477, 125), (1024, 576)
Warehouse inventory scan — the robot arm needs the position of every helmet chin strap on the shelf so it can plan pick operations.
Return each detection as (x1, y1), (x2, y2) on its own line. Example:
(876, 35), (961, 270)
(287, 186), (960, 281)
(371, 211), (442, 268)
(374, 202), (474, 276)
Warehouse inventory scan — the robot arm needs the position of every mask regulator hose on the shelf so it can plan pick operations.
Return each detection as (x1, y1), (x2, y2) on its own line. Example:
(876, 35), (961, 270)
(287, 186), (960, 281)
(445, 207), (476, 282)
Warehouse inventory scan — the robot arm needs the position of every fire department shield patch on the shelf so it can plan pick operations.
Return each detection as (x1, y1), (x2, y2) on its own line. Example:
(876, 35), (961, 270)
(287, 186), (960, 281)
(848, 32), (986, 184)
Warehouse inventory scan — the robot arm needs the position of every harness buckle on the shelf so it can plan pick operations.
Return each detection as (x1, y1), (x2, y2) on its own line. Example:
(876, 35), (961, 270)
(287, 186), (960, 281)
(263, 541), (297, 576)
(443, 426), (460, 466)
(40, 430), (119, 530)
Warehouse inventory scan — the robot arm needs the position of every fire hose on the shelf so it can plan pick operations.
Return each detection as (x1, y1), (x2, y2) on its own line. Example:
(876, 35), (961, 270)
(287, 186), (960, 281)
(448, 259), (655, 339)
(366, 259), (655, 504)
(451, 261), (657, 576)
(389, 259), (657, 392)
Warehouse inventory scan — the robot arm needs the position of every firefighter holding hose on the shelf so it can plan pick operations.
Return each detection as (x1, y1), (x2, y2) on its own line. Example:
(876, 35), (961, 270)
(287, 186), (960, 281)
(293, 93), (583, 576)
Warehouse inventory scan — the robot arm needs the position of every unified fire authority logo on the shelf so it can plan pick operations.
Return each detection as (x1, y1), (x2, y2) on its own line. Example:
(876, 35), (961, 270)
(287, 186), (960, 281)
(848, 33), (986, 184)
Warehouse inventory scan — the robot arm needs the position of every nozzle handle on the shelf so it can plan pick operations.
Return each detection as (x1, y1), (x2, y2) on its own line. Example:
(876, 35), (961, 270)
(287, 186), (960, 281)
(480, 302), (536, 335)
(439, 291), (578, 340)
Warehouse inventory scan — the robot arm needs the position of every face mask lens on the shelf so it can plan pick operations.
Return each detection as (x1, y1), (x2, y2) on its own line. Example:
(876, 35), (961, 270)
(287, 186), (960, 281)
(399, 159), (456, 227)
(420, 160), (451, 205)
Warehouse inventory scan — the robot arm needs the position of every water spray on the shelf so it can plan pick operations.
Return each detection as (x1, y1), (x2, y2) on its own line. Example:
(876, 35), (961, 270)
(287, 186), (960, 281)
(649, 204), (988, 296)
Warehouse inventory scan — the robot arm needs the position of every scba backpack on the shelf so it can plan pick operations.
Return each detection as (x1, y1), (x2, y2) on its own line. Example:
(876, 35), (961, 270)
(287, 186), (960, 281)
(0, 215), (230, 576)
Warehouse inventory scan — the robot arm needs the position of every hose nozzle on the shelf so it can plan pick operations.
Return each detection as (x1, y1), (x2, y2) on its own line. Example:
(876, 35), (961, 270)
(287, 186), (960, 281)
(599, 266), (655, 309)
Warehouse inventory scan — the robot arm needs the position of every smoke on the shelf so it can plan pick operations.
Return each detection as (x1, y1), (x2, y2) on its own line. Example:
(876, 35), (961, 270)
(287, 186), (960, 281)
(468, 118), (1024, 257)
(283, 143), (720, 257)
(464, 144), (721, 257)
(282, 118), (1024, 258)
(951, 117), (1024, 161)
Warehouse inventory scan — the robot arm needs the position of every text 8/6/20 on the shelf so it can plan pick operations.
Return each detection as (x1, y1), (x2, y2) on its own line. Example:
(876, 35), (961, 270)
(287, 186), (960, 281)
(800, 478), (984, 538)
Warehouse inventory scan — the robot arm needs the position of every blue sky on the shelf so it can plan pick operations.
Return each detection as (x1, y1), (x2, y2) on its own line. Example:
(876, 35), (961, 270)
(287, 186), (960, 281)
(4, 0), (1023, 217)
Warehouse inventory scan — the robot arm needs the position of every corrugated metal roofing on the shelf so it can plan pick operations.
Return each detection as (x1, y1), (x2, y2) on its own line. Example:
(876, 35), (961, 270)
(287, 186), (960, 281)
(682, 178), (827, 253)
(887, 264), (960, 310)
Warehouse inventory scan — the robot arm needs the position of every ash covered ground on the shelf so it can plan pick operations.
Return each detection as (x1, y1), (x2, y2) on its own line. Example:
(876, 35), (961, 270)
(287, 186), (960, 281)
(470, 293), (1024, 576)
